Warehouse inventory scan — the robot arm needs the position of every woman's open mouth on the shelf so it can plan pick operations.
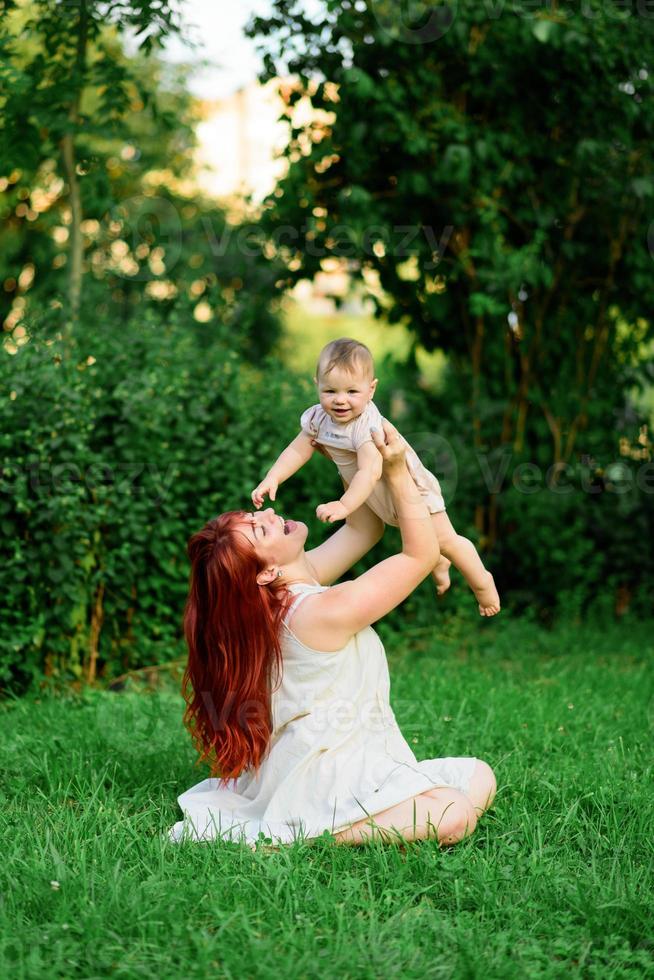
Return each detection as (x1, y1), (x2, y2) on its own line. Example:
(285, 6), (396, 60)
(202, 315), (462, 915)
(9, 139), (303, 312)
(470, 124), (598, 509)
(283, 520), (297, 535)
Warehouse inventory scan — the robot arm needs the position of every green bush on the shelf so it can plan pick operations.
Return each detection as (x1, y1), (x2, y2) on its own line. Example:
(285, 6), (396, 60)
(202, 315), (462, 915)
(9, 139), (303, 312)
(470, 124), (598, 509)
(375, 353), (654, 626)
(2, 313), (652, 694)
(0, 309), (324, 693)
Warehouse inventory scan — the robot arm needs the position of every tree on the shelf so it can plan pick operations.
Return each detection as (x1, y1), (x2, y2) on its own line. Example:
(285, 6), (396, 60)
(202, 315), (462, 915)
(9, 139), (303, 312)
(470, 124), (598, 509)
(247, 0), (654, 546)
(0, 0), (186, 329)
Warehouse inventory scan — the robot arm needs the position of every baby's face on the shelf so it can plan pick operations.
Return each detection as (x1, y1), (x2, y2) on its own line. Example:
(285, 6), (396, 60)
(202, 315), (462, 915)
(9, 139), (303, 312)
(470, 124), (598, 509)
(316, 365), (377, 424)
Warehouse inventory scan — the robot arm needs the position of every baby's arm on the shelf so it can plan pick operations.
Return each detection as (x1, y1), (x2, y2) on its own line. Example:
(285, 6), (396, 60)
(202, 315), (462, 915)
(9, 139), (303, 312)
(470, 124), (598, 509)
(316, 441), (383, 523)
(251, 430), (315, 508)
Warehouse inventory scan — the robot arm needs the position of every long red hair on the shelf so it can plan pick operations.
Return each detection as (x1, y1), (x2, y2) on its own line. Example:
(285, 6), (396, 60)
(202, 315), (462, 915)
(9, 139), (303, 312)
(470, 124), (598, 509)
(181, 510), (292, 783)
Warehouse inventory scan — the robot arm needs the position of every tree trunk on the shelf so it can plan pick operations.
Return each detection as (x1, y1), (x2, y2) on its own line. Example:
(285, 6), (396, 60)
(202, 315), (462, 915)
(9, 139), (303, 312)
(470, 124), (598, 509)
(59, 0), (88, 331)
(471, 314), (484, 449)
(86, 581), (105, 685)
(60, 128), (83, 326)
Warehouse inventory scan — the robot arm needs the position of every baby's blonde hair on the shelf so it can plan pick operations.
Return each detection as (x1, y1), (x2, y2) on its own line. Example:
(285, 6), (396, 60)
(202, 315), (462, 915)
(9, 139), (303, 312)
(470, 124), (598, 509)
(316, 338), (375, 380)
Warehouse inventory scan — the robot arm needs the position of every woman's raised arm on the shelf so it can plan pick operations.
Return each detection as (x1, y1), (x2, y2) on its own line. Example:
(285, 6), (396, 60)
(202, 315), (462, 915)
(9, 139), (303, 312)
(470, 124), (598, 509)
(292, 421), (440, 650)
(306, 500), (384, 586)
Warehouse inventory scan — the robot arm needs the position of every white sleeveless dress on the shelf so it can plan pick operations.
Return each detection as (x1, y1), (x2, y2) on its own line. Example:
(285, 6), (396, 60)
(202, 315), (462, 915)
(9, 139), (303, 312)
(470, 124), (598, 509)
(168, 583), (478, 845)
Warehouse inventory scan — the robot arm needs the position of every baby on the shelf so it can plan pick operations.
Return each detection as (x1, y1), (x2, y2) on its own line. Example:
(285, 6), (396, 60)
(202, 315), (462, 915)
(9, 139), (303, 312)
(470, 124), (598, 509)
(251, 338), (500, 616)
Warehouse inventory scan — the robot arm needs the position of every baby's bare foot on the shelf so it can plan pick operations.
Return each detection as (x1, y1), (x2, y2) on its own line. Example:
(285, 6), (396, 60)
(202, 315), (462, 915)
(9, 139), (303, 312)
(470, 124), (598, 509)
(475, 572), (501, 617)
(431, 558), (452, 596)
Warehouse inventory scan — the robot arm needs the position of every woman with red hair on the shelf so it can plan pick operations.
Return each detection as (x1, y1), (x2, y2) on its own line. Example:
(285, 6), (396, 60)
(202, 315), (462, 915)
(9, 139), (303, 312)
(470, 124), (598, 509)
(170, 421), (496, 847)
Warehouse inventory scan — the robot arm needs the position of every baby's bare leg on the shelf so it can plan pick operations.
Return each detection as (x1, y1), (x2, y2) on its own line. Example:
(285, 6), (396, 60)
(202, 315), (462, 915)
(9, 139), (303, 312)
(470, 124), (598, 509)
(432, 555), (452, 595)
(431, 512), (501, 616)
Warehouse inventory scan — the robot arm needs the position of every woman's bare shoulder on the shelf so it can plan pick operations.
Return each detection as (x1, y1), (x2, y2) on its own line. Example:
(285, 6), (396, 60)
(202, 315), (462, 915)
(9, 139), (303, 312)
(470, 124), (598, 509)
(286, 582), (357, 653)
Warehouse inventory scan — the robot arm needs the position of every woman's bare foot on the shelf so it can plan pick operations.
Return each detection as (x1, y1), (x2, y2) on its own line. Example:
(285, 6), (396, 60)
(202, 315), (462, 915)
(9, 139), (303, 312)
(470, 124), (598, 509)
(431, 558), (452, 596)
(474, 572), (501, 617)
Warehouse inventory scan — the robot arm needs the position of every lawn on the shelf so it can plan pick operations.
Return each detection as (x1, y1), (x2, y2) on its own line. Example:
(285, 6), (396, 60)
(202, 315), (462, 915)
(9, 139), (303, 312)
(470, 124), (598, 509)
(1, 614), (652, 979)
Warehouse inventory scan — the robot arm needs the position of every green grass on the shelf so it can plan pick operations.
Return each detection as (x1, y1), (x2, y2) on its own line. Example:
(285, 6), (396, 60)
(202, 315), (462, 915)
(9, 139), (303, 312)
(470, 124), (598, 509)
(2, 615), (653, 979)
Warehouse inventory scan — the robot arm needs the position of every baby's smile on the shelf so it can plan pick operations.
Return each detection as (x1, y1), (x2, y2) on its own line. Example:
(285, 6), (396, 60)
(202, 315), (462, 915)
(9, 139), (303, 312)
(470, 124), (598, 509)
(317, 364), (376, 424)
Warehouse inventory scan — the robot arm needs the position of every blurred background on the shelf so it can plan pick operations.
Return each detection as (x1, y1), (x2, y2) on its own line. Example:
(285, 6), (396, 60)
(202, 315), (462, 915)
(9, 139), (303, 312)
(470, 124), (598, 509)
(1, 0), (652, 692)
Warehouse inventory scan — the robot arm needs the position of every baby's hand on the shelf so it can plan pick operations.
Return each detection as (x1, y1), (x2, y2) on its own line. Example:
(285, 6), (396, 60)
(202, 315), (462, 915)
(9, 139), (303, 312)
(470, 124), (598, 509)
(251, 476), (278, 509)
(316, 500), (349, 524)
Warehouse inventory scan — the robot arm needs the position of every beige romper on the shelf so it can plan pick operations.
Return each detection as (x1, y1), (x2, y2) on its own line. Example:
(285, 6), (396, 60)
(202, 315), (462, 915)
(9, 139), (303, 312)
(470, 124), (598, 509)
(301, 401), (446, 524)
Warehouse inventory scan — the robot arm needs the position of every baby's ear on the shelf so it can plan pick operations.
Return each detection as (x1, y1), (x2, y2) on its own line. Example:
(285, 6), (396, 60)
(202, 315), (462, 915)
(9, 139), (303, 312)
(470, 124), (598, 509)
(370, 377), (379, 396)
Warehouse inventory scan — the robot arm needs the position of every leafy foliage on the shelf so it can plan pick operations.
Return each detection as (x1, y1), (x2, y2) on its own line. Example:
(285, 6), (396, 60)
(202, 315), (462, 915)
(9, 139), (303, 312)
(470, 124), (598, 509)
(0, 310), (314, 693)
(247, 0), (654, 529)
(0, 1), (284, 358)
(1, 1), (653, 692)
(374, 353), (654, 624)
(0, 0), (192, 324)
(244, 0), (654, 613)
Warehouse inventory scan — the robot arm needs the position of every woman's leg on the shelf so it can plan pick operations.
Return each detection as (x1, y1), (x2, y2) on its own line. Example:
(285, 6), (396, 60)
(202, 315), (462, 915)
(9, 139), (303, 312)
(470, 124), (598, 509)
(331, 788), (477, 846)
(424, 760), (496, 818)
(464, 759), (497, 815)
(430, 512), (501, 616)
(253, 765), (496, 851)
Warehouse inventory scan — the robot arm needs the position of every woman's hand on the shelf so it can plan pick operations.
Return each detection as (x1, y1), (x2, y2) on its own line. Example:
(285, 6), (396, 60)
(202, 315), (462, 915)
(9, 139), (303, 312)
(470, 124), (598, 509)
(370, 420), (407, 475)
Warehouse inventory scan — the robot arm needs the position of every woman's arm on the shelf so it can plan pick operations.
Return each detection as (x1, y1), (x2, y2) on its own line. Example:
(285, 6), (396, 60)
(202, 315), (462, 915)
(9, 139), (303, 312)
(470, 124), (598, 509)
(306, 500), (384, 586)
(293, 422), (440, 648)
